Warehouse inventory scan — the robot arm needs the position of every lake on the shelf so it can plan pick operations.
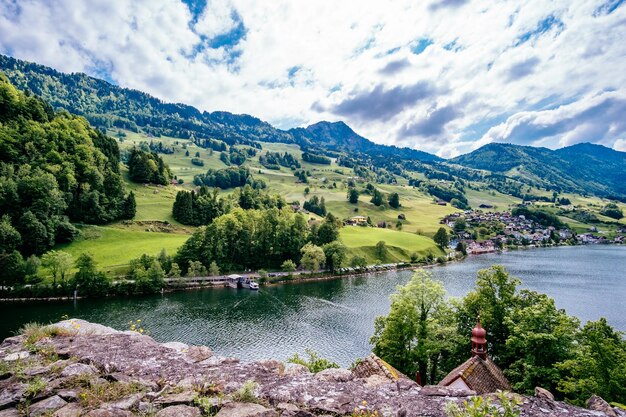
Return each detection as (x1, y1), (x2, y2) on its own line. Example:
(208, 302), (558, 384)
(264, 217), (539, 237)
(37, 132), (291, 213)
(1, 245), (624, 367)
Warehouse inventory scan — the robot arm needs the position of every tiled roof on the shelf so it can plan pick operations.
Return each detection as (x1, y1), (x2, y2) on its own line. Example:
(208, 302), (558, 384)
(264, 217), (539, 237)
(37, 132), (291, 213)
(439, 356), (511, 395)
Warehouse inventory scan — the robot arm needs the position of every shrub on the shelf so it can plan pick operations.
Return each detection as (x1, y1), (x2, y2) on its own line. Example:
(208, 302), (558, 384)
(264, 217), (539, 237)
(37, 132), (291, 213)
(287, 349), (340, 373)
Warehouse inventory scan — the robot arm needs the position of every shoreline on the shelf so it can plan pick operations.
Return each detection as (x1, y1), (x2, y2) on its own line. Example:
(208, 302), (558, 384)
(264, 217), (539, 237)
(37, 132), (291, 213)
(3, 242), (622, 302)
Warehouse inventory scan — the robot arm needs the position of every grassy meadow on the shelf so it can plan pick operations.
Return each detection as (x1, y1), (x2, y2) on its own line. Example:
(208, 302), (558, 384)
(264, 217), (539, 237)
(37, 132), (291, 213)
(49, 128), (623, 275)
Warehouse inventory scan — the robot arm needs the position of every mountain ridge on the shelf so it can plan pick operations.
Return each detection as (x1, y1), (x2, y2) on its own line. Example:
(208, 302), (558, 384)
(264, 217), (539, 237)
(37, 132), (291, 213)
(451, 142), (626, 198)
(0, 54), (440, 162)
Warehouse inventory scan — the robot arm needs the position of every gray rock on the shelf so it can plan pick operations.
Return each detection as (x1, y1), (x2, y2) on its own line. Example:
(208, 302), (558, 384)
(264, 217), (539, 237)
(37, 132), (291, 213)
(53, 403), (84, 417)
(0, 409), (19, 417)
(84, 409), (134, 417)
(56, 389), (79, 401)
(185, 345), (213, 362)
(29, 395), (67, 417)
(60, 362), (98, 377)
(2, 351), (29, 361)
(162, 342), (189, 353)
(276, 403), (299, 412)
(199, 355), (239, 366)
(587, 395), (617, 417)
(215, 403), (278, 417)
(420, 385), (476, 397)
(156, 405), (202, 417)
(535, 387), (555, 401)
(24, 365), (50, 376)
(154, 391), (197, 406)
(0, 383), (26, 409)
(137, 401), (157, 413)
(101, 393), (143, 410)
(52, 319), (119, 336)
(284, 364), (310, 376)
(315, 368), (353, 382)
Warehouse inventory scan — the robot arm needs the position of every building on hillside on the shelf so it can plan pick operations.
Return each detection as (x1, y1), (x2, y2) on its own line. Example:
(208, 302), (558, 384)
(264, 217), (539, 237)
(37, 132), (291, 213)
(438, 320), (510, 394)
(345, 215), (368, 226)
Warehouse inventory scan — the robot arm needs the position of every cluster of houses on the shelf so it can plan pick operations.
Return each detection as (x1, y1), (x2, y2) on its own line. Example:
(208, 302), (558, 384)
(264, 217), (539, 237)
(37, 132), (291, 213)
(440, 210), (625, 254)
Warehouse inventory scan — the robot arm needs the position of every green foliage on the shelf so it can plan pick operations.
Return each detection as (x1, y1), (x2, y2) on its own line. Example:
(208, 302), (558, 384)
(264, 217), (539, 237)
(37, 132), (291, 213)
(433, 227), (450, 248)
(209, 261), (220, 276)
(313, 213), (340, 245)
(458, 266), (520, 363)
(300, 242), (326, 271)
(370, 189), (384, 206)
(281, 259), (296, 272)
(444, 392), (521, 417)
(122, 191), (137, 220)
(375, 241), (387, 260)
(557, 318), (626, 405)
(230, 380), (259, 403)
(193, 166), (260, 189)
(371, 270), (461, 384)
(259, 151), (300, 169)
(347, 188), (360, 204)
(303, 195), (327, 216)
(600, 202), (623, 220)
(287, 349), (340, 373)
(503, 291), (579, 394)
(350, 255), (367, 268)
(323, 241), (347, 272)
(172, 187), (230, 226)
(454, 218), (467, 232)
(71, 253), (111, 297)
(176, 208), (312, 272)
(127, 148), (171, 185)
(511, 206), (564, 228)
(388, 192), (400, 208)
(0, 74), (130, 257)
(302, 152), (331, 165)
(41, 250), (73, 287)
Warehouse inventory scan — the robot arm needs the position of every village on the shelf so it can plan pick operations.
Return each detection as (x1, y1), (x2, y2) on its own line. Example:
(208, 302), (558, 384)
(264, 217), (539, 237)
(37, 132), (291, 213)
(440, 209), (626, 254)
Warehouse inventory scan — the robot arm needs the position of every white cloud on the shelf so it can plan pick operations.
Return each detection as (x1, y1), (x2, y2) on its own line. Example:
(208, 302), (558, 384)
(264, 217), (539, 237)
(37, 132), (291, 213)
(1, 0), (625, 157)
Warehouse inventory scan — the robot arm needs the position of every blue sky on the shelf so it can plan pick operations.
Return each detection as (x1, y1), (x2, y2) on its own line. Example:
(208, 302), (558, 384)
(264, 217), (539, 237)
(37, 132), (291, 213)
(1, 0), (625, 157)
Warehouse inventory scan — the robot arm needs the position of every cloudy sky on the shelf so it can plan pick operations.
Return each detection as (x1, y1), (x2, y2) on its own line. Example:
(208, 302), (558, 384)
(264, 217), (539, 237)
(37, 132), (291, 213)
(1, 0), (625, 157)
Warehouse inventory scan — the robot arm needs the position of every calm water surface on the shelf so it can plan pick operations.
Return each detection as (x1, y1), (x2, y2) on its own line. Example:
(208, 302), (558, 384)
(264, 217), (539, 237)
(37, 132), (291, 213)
(1, 245), (624, 366)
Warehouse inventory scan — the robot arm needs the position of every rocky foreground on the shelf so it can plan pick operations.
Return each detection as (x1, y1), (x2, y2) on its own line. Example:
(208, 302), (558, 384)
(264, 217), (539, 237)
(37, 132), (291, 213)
(0, 320), (623, 417)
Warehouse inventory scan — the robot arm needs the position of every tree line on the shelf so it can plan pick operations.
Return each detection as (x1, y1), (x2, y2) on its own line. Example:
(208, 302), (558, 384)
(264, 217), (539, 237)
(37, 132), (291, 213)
(172, 185), (286, 226)
(175, 209), (340, 273)
(371, 266), (626, 406)
(0, 73), (135, 281)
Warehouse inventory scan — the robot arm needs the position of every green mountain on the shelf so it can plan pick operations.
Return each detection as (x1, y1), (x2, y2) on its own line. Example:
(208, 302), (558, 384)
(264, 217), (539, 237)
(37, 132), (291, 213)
(451, 142), (626, 199)
(0, 54), (439, 163)
(291, 121), (442, 162)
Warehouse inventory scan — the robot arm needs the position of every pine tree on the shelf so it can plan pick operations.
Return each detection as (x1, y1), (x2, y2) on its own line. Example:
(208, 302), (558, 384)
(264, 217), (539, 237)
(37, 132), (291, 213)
(122, 192), (137, 219)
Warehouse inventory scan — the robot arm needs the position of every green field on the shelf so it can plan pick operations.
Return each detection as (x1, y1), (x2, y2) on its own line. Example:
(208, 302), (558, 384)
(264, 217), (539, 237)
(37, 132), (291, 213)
(56, 226), (190, 273)
(52, 128), (622, 274)
(340, 227), (443, 264)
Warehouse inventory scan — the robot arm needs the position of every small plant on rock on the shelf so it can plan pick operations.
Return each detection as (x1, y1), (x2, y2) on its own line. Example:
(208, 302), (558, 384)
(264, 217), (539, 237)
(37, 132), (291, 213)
(231, 380), (259, 403)
(444, 392), (521, 417)
(25, 377), (47, 398)
(287, 349), (339, 373)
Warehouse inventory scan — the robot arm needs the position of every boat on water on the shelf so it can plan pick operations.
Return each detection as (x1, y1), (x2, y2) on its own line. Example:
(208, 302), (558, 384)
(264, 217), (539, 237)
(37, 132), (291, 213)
(249, 281), (259, 290)
(226, 274), (243, 289)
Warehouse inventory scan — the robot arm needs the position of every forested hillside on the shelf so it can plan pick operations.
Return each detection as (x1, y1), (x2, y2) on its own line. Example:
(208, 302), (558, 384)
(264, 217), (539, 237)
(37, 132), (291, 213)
(0, 54), (440, 163)
(0, 73), (133, 262)
(451, 142), (626, 200)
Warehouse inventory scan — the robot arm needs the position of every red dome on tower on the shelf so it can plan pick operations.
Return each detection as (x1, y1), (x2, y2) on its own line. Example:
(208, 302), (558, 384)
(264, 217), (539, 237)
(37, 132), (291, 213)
(471, 319), (487, 359)
(471, 321), (487, 341)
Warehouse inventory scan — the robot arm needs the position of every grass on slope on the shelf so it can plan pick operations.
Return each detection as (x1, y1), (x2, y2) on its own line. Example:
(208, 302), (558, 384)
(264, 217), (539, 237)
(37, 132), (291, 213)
(56, 226), (190, 273)
(340, 227), (443, 264)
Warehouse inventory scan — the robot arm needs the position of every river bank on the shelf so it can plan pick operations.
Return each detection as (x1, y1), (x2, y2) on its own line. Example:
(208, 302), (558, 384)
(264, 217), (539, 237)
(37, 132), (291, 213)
(2, 241), (622, 302)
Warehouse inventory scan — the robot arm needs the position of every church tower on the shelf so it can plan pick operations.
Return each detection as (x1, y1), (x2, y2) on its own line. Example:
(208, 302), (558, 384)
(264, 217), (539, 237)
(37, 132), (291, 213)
(471, 319), (487, 359)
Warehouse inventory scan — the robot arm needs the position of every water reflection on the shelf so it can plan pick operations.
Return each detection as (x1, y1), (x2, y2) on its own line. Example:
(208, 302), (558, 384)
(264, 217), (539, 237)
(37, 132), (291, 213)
(0, 246), (624, 366)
